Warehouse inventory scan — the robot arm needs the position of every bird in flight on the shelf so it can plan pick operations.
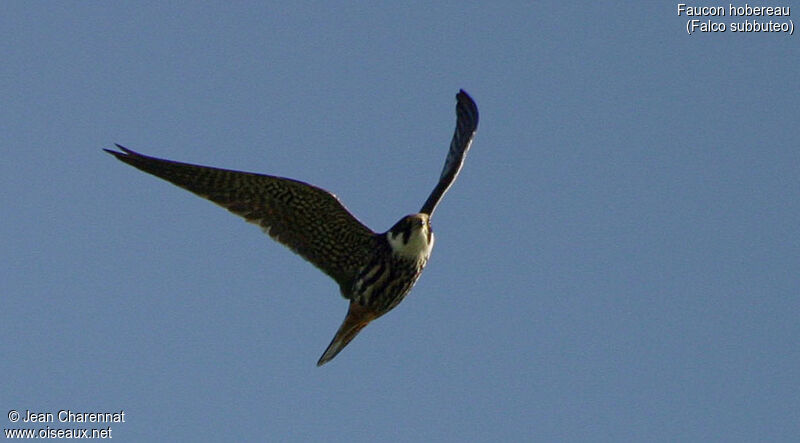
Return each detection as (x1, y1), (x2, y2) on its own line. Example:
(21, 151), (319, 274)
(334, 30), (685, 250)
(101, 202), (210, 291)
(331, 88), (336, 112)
(106, 90), (479, 366)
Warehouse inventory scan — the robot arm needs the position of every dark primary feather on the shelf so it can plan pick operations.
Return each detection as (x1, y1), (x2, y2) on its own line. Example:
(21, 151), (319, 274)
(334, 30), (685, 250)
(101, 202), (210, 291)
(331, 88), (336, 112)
(420, 89), (479, 217)
(104, 145), (377, 291)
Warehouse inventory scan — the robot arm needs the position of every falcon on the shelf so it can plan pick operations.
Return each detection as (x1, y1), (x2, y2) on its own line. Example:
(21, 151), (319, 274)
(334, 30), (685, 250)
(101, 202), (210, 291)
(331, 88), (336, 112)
(106, 90), (479, 365)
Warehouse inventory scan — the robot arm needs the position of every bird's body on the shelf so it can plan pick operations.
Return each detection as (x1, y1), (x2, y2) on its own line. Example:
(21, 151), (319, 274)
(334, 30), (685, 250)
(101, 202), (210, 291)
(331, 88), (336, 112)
(106, 90), (478, 365)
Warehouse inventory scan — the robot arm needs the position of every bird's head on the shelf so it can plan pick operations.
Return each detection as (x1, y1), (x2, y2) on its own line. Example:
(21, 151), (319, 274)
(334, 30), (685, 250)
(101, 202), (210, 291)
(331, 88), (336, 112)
(386, 214), (434, 260)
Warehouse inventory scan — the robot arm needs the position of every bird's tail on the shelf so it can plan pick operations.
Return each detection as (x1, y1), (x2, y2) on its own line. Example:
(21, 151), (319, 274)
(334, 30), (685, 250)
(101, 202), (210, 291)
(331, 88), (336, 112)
(317, 301), (377, 366)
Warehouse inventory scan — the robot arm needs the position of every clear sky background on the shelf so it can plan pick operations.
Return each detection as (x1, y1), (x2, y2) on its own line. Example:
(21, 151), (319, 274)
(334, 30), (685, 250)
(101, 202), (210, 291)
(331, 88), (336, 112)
(2, 2), (798, 441)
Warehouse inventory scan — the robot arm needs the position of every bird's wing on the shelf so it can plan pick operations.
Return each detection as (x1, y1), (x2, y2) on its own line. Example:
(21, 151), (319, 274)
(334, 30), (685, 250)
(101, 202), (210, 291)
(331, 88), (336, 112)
(105, 145), (377, 289)
(419, 89), (479, 217)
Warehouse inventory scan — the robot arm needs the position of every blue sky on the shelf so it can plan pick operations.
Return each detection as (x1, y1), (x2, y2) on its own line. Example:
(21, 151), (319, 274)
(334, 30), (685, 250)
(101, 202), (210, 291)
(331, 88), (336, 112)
(2, 2), (798, 441)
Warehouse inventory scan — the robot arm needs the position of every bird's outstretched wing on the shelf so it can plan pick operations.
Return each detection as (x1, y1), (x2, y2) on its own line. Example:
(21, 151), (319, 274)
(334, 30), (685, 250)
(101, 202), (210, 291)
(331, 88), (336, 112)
(105, 145), (378, 290)
(419, 89), (479, 217)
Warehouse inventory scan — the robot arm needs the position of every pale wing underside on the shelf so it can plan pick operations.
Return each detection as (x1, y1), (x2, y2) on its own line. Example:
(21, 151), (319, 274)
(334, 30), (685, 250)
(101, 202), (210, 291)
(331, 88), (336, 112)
(105, 146), (377, 288)
(420, 89), (480, 217)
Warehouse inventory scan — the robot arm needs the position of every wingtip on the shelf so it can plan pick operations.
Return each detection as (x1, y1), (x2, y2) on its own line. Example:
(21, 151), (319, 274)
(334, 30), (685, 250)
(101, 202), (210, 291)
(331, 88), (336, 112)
(113, 143), (135, 154)
(457, 89), (473, 102)
(104, 144), (144, 160)
(455, 89), (478, 124)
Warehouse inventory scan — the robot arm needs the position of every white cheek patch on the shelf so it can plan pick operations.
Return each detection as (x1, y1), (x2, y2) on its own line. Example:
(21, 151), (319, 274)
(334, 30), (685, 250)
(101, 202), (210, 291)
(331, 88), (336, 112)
(387, 230), (406, 251)
(388, 227), (433, 261)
